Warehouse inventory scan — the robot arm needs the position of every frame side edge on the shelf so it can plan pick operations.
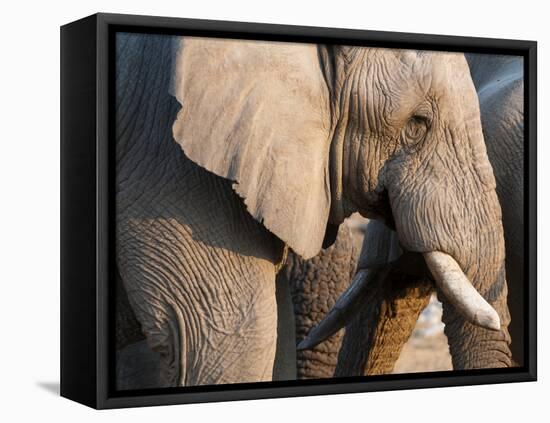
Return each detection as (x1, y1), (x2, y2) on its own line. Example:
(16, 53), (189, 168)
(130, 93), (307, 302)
(60, 14), (99, 408)
(527, 42), (537, 380)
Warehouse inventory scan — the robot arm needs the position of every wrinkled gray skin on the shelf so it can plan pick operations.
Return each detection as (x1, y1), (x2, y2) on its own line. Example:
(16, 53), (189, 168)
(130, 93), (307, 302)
(280, 225), (358, 379)
(332, 54), (522, 376)
(117, 224), (357, 386)
(116, 265), (296, 388)
(117, 31), (511, 387)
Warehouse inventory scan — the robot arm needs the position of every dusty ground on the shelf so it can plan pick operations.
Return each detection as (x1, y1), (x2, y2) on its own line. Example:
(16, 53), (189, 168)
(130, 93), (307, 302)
(347, 214), (453, 373)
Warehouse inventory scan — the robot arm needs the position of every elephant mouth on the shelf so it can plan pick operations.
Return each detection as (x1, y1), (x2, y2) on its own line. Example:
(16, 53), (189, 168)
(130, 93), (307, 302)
(297, 247), (501, 351)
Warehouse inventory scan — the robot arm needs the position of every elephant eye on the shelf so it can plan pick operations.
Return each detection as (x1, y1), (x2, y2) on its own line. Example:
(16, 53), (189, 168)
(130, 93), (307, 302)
(403, 115), (429, 148)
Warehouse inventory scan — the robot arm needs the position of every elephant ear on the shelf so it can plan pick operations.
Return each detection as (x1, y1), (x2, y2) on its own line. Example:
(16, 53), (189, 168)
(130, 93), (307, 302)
(171, 37), (332, 259)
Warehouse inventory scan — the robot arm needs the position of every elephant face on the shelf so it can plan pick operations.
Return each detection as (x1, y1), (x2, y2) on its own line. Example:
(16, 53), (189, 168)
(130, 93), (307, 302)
(172, 38), (509, 352)
(326, 47), (499, 260)
(341, 48), (506, 326)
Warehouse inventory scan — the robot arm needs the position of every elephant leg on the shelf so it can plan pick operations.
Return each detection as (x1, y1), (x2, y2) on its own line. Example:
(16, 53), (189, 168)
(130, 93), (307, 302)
(119, 242), (279, 387)
(335, 272), (432, 376)
(284, 224), (358, 379)
(117, 159), (286, 387)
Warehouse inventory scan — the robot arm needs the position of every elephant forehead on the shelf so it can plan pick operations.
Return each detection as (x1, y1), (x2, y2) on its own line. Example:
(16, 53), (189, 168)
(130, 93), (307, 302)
(368, 49), (472, 95)
(392, 51), (480, 123)
(336, 48), (436, 130)
(426, 52), (473, 94)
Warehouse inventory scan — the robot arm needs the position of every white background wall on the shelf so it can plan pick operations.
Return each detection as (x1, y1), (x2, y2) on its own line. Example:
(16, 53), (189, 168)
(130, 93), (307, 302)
(1, 0), (546, 421)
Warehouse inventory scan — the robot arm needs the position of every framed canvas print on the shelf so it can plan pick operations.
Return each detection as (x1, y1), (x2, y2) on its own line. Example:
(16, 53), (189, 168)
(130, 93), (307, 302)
(60, 13), (537, 409)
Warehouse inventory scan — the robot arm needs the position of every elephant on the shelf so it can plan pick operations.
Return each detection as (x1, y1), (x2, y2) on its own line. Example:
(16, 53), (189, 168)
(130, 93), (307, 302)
(116, 31), (512, 387)
(300, 53), (523, 374)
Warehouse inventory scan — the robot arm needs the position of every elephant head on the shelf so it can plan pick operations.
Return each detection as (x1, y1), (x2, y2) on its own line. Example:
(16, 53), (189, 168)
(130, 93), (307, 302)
(172, 39), (511, 367)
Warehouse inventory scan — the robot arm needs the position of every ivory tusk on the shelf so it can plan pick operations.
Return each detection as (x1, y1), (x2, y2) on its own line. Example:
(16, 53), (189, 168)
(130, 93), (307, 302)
(423, 251), (500, 331)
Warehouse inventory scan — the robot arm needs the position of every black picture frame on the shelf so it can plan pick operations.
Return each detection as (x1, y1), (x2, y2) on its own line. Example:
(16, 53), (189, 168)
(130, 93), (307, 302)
(60, 12), (537, 409)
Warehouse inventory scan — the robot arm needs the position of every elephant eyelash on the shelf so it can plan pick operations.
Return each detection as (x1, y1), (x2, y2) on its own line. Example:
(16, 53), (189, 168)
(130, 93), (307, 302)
(411, 115), (430, 126)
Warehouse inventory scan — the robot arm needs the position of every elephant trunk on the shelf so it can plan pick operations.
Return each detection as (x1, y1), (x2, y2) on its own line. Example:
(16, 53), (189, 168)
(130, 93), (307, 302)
(442, 278), (512, 369)
(425, 232), (512, 368)
(334, 271), (432, 376)
(440, 138), (512, 369)
(437, 205), (512, 369)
